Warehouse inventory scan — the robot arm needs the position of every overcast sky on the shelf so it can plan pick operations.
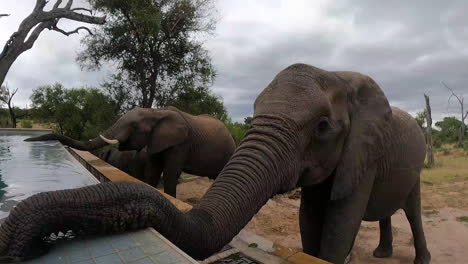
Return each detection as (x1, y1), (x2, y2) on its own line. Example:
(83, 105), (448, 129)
(1, 0), (467, 122)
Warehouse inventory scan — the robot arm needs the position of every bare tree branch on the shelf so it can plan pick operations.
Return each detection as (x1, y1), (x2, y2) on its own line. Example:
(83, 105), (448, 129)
(34, 0), (49, 11)
(442, 81), (463, 105)
(71, 8), (93, 15)
(441, 80), (467, 147)
(0, 0), (105, 86)
(65, 0), (73, 10)
(53, 0), (63, 9)
(51, 24), (92, 36)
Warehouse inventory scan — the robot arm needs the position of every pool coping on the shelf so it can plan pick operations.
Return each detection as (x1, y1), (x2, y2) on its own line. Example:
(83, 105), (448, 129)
(68, 147), (330, 264)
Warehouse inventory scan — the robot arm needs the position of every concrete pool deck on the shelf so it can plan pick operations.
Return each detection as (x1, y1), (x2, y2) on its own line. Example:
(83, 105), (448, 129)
(69, 148), (330, 264)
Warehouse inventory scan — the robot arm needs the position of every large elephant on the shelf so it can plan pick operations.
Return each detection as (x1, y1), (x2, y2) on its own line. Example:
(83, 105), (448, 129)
(0, 64), (430, 264)
(24, 107), (236, 197)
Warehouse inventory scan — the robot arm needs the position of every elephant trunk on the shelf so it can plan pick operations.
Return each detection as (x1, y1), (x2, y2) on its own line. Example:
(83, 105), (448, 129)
(23, 113), (125, 150)
(1, 116), (299, 261)
(23, 133), (109, 151)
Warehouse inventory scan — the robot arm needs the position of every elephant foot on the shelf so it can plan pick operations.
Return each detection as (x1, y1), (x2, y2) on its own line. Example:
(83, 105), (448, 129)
(373, 244), (393, 258)
(414, 249), (431, 264)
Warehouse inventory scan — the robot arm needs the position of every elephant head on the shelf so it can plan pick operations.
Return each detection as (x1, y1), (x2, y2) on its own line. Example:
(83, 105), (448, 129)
(25, 107), (189, 155)
(2, 64), (391, 261)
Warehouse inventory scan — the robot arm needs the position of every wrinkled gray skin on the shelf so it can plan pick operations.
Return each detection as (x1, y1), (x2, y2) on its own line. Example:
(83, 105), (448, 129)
(97, 148), (152, 182)
(25, 107), (236, 197)
(1, 64), (430, 264)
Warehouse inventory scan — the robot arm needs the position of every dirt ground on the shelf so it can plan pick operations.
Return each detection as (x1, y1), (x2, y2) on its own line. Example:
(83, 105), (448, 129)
(177, 172), (468, 264)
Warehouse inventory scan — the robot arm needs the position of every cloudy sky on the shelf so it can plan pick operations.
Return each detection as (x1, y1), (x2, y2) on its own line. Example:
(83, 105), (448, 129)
(0, 0), (467, 122)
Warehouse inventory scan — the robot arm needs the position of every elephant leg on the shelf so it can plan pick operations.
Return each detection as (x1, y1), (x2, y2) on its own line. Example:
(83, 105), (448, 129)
(161, 146), (188, 198)
(145, 155), (164, 188)
(373, 217), (393, 258)
(318, 168), (376, 264)
(403, 179), (431, 264)
(300, 179), (332, 256)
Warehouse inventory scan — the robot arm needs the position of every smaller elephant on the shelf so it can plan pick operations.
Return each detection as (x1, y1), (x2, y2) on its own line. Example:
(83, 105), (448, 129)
(25, 106), (236, 197)
(97, 148), (151, 183)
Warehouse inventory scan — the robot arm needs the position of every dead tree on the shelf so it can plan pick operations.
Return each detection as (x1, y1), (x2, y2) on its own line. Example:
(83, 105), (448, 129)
(442, 81), (468, 147)
(0, 0), (106, 86)
(424, 94), (434, 167)
(0, 83), (18, 128)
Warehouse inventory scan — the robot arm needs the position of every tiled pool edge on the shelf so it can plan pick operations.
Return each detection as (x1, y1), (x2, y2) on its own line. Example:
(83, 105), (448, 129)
(68, 147), (330, 264)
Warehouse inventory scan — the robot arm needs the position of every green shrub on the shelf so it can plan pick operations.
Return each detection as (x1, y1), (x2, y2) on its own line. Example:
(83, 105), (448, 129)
(0, 117), (12, 128)
(432, 137), (442, 148)
(21, 119), (33, 128)
(224, 119), (250, 146)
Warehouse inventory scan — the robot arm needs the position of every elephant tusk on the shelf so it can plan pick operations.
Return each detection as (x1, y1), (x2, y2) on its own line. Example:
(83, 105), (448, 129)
(100, 135), (119, 145)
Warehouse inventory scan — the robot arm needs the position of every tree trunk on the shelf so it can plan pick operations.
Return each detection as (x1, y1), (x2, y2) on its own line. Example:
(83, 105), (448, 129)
(7, 101), (16, 128)
(424, 94), (434, 167)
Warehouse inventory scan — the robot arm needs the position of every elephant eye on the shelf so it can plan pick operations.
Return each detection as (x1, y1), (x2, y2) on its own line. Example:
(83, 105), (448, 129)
(316, 118), (330, 133)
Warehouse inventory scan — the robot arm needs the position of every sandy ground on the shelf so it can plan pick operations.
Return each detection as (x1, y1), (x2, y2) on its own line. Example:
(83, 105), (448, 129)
(176, 177), (468, 264)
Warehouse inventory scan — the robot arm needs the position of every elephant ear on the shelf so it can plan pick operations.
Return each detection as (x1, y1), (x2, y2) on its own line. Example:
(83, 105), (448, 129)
(330, 72), (392, 201)
(147, 110), (189, 154)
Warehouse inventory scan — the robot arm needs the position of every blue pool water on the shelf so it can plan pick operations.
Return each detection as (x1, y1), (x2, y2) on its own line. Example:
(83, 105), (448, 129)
(0, 129), (99, 221)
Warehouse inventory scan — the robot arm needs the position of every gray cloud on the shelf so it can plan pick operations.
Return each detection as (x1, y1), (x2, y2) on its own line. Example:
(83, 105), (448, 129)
(1, 0), (467, 123)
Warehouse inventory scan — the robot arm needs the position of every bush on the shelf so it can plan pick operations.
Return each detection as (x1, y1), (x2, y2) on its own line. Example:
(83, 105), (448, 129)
(432, 137), (442, 148)
(21, 119), (33, 128)
(224, 119), (250, 146)
(0, 116), (11, 128)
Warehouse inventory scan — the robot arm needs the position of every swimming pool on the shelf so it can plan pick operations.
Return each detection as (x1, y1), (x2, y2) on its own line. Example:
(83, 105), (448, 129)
(0, 129), (200, 264)
(0, 129), (99, 221)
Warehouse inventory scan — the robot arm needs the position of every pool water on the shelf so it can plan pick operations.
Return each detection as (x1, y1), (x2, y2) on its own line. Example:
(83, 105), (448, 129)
(0, 129), (99, 221)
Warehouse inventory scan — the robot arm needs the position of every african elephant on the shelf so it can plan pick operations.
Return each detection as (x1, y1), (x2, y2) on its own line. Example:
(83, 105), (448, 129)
(0, 64), (430, 264)
(24, 107), (236, 197)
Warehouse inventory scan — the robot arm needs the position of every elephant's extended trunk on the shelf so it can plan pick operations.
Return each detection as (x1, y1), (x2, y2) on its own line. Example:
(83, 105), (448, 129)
(23, 133), (109, 151)
(23, 115), (123, 150)
(1, 117), (298, 261)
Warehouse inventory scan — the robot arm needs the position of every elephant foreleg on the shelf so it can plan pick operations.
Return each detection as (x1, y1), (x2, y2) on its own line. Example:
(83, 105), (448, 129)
(404, 178), (431, 264)
(319, 167), (376, 264)
(300, 179), (332, 256)
(144, 155), (164, 188)
(161, 146), (188, 198)
(373, 217), (393, 258)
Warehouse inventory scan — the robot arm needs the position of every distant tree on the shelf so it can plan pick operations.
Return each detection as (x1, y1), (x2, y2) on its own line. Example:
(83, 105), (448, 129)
(31, 83), (117, 139)
(0, 83), (18, 127)
(415, 110), (427, 130)
(434, 116), (464, 144)
(0, 0), (105, 87)
(167, 86), (227, 120)
(78, 0), (217, 110)
(442, 81), (467, 147)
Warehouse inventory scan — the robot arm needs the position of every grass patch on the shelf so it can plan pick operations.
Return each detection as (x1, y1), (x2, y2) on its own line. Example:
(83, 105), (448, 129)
(456, 216), (468, 223)
(421, 145), (468, 184)
(248, 243), (258, 248)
